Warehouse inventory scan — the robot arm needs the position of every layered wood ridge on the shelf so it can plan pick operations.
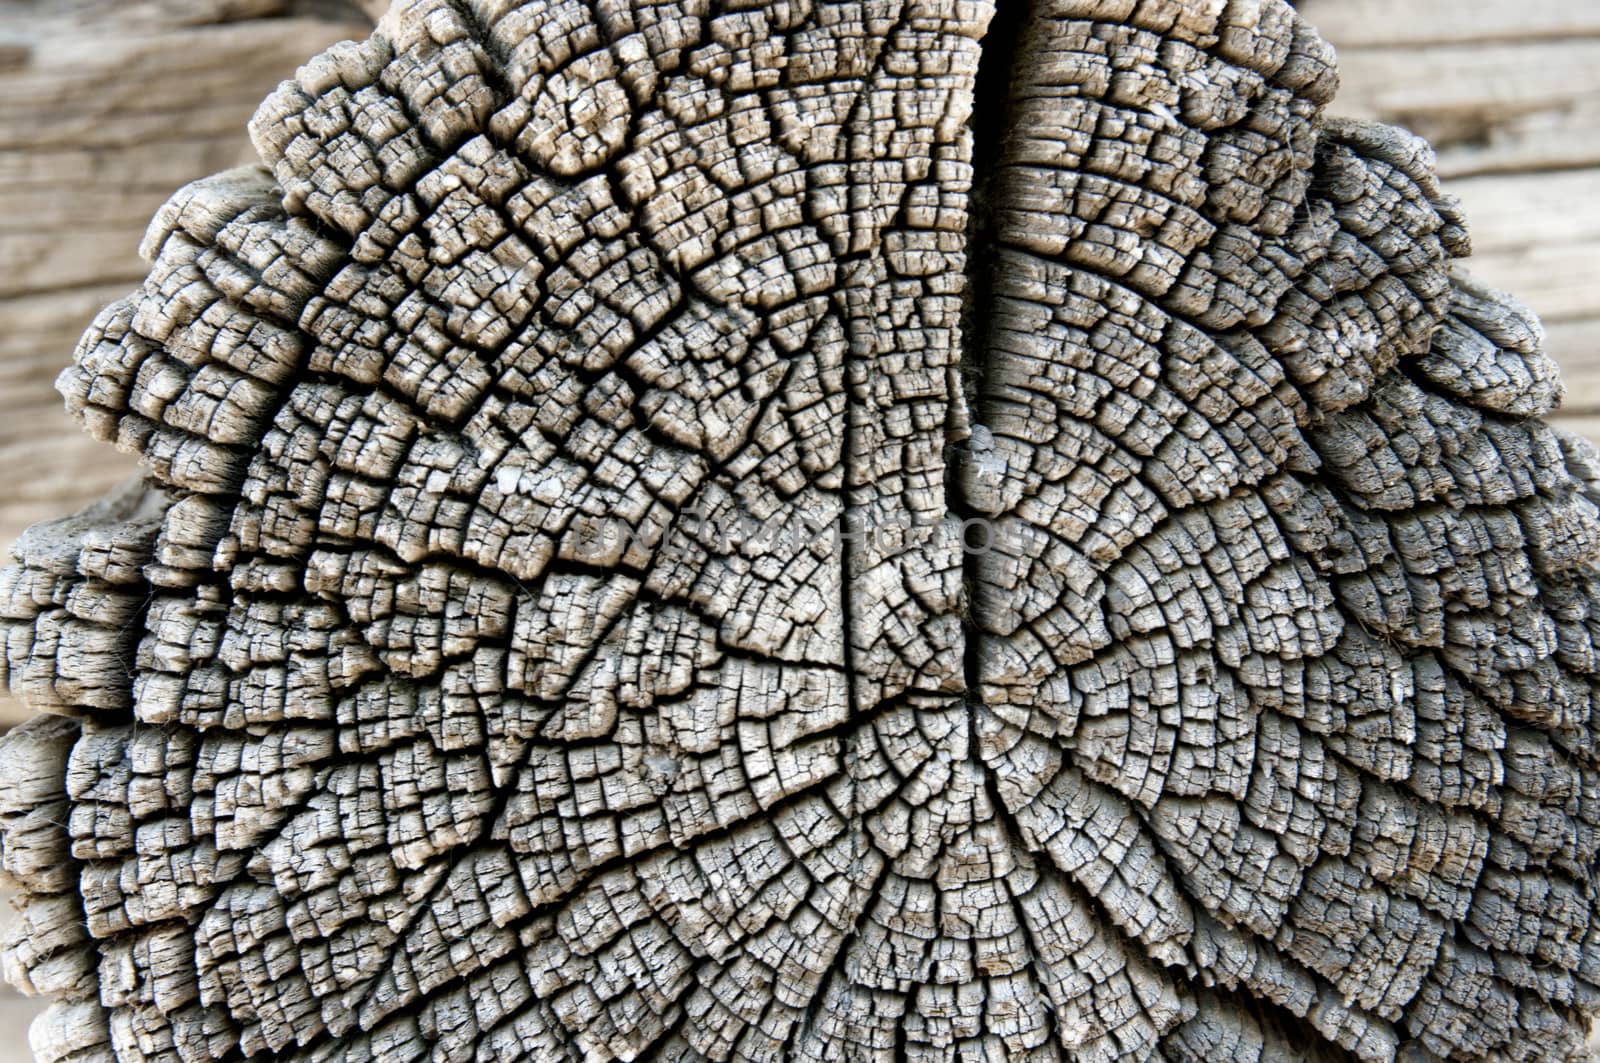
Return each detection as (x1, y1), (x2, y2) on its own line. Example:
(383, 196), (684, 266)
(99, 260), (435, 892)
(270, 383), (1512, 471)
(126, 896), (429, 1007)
(0, 1), (1597, 1061)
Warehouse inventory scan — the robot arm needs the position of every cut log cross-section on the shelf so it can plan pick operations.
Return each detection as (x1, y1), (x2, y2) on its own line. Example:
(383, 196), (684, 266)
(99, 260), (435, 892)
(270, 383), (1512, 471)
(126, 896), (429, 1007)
(2, 1), (1599, 1061)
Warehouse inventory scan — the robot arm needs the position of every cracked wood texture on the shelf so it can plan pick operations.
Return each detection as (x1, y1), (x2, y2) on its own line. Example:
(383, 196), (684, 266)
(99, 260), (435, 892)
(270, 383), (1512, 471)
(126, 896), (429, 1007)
(0, 0), (381, 730)
(3, 0), (1600, 1061)
(1293, 0), (1600, 442)
(0, 0), (384, 543)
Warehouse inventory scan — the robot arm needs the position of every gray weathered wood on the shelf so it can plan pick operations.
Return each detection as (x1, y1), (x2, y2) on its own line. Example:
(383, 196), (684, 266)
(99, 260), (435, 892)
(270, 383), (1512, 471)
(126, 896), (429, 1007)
(1299, 8), (1600, 434)
(0, 0), (375, 728)
(1546, 320), (1600, 418)
(3, 1), (1600, 1061)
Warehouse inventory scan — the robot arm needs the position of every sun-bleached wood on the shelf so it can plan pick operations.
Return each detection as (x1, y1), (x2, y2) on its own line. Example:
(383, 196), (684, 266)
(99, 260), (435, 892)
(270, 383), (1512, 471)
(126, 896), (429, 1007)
(2, 0), (1600, 1060)
(1306, 3), (1600, 437)
(0, 0), (377, 729)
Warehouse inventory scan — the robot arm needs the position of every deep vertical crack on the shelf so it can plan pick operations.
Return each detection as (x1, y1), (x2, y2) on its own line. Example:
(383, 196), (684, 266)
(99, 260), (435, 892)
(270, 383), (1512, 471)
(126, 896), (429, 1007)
(954, 0), (1028, 452)
(955, 0), (1029, 723)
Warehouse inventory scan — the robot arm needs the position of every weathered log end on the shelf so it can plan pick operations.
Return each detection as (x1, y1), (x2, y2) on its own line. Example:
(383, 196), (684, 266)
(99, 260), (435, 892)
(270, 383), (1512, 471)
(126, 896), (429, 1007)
(3, 0), (1600, 1060)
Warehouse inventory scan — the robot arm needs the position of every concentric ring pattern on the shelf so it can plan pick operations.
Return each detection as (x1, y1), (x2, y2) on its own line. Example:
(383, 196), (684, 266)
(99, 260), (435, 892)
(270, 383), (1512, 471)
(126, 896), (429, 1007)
(1, 1), (1598, 1061)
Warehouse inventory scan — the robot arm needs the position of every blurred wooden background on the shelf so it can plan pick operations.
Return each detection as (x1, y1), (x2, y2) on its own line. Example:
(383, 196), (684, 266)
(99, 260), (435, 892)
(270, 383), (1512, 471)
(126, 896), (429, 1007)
(0, 0), (1597, 1056)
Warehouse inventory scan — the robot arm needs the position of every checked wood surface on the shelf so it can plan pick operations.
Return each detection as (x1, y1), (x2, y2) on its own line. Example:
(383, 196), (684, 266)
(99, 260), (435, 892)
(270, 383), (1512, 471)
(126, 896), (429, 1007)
(2, 1), (1600, 1061)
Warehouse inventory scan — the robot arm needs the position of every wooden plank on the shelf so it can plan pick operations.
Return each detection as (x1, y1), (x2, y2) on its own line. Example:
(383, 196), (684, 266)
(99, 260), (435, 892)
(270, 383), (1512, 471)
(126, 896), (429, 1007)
(1298, 0), (1600, 48)
(1332, 41), (1600, 128)
(1547, 414), (1600, 450)
(1458, 246), (1600, 326)
(1449, 171), (1600, 254)
(1440, 171), (1600, 329)
(1545, 319), (1600, 417)
(1429, 103), (1600, 180)
(0, 17), (367, 300)
(0, 992), (43, 1060)
(1331, 41), (1600, 178)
